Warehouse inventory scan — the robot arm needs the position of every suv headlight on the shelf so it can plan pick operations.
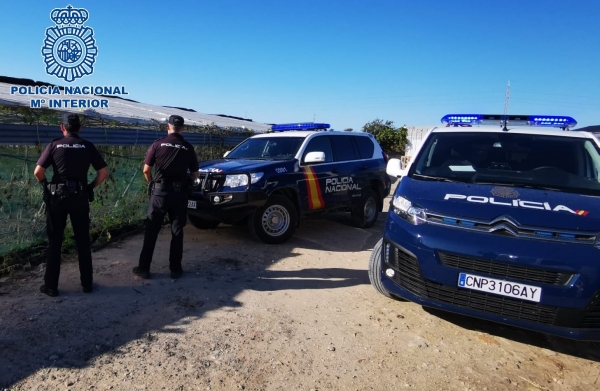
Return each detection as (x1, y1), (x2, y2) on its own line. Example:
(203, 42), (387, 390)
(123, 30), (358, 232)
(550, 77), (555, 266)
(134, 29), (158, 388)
(392, 195), (427, 225)
(224, 174), (249, 188)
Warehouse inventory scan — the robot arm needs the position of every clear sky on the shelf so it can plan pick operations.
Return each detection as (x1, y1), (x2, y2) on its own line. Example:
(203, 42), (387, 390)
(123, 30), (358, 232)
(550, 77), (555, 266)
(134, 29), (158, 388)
(1, 0), (599, 130)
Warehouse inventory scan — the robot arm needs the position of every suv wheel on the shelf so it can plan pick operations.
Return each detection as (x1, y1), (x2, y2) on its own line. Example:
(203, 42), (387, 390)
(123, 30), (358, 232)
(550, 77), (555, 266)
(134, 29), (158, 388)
(188, 215), (220, 229)
(248, 195), (298, 244)
(369, 238), (400, 298)
(351, 190), (379, 228)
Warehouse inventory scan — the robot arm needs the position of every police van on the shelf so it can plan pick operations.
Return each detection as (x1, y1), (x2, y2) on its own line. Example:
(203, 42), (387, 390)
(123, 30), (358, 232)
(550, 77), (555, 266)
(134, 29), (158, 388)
(187, 122), (391, 244)
(369, 114), (600, 340)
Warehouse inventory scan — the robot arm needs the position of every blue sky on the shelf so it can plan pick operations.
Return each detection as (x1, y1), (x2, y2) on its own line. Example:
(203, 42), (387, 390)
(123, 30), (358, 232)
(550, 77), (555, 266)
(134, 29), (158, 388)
(1, 0), (599, 130)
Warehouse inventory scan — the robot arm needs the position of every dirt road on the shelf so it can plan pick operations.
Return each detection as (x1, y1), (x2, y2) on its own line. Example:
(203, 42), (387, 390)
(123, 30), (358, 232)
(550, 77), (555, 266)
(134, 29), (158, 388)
(1, 190), (599, 390)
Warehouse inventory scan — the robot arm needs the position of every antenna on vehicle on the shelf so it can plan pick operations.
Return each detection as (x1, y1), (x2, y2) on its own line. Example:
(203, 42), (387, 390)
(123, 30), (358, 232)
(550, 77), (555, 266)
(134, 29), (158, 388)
(502, 80), (510, 131)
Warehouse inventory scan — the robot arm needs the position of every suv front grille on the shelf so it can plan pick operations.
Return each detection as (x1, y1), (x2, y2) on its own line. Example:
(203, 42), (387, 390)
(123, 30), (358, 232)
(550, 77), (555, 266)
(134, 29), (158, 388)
(196, 173), (226, 192)
(438, 252), (573, 286)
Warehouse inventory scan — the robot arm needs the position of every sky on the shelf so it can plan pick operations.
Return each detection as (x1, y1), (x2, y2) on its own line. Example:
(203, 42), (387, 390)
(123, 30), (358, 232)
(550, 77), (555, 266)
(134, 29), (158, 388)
(1, 0), (599, 130)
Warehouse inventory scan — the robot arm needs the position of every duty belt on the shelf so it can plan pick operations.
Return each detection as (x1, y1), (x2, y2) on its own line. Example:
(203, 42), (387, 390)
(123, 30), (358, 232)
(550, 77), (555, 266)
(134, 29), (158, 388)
(48, 180), (86, 195)
(154, 179), (186, 192)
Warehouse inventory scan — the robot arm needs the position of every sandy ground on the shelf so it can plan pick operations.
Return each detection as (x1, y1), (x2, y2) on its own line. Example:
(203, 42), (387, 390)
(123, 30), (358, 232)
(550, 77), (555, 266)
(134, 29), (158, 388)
(1, 188), (600, 391)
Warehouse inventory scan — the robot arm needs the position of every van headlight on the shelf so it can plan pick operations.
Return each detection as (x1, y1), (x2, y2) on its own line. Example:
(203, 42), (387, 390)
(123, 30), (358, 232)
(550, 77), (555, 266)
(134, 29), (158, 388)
(224, 174), (249, 188)
(392, 195), (427, 225)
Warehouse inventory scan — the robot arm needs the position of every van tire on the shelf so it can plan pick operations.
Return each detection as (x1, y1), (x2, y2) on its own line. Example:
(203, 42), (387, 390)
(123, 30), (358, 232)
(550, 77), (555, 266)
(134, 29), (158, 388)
(248, 195), (298, 244)
(352, 190), (379, 228)
(369, 239), (393, 297)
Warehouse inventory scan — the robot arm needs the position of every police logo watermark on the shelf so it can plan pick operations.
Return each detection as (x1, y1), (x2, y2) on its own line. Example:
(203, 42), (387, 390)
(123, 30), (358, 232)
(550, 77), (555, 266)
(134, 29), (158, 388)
(491, 186), (519, 199)
(41, 5), (97, 83)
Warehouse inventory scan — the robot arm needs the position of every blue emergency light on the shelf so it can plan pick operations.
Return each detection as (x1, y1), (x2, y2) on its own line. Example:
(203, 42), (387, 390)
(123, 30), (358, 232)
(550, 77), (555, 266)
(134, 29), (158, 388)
(271, 122), (331, 132)
(441, 114), (577, 129)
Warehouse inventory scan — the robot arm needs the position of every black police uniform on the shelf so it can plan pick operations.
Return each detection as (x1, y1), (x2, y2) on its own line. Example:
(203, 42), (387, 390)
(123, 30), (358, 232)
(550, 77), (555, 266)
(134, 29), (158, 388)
(136, 116), (199, 277)
(36, 118), (107, 293)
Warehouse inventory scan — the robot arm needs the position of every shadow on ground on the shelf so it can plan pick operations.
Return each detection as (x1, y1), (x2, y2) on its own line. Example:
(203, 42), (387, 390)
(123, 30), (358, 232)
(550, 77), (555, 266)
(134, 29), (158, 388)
(0, 210), (385, 387)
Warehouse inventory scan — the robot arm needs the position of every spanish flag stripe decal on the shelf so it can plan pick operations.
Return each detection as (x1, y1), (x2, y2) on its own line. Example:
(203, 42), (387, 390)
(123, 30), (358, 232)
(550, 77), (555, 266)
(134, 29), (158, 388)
(302, 167), (324, 209)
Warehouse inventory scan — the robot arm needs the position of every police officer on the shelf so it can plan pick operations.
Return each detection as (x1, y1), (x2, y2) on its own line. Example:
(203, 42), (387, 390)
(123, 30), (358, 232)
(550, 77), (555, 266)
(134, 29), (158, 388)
(133, 115), (199, 279)
(34, 113), (109, 297)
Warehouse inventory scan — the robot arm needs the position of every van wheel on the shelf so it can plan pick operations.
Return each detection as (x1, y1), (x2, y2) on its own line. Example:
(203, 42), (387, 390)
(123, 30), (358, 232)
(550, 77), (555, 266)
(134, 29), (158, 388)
(369, 239), (393, 298)
(248, 195), (298, 244)
(352, 190), (379, 228)
(188, 215), (220, 229)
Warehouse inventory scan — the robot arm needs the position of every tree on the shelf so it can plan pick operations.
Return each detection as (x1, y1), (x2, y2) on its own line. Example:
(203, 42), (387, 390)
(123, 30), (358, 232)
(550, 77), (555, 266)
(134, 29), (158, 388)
(362, 119), (408, 153)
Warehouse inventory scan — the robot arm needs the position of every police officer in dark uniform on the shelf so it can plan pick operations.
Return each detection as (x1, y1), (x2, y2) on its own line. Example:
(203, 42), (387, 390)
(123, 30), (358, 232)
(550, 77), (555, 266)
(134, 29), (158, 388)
(34, 113), (109, 297)
(133, 115), (199, 279)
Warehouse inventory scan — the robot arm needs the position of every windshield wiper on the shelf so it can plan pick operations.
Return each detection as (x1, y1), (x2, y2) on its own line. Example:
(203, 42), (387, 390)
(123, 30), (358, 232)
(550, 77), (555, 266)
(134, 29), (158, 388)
(412, 174), (461, 183)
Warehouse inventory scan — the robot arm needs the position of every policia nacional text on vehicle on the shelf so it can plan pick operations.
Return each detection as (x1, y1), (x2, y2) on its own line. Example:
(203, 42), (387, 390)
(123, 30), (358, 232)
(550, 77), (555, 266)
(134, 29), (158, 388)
(133, 115), (199, 279)
(34, 113), (109, 297)
(186, 122), (391, 244)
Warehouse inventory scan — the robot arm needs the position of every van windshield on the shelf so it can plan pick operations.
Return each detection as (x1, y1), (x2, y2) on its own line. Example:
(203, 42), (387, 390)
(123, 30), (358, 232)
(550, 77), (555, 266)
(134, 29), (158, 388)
(411, 132), (600, 196)
(227, 137), (305, 160)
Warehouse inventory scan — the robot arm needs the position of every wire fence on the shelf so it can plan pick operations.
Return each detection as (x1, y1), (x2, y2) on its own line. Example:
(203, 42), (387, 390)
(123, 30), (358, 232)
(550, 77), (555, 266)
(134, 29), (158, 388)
(0, 105), (250, 276)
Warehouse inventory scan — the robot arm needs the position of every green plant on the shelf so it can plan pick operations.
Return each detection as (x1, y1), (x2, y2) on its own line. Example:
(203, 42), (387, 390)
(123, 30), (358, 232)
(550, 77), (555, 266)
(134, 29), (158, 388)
(362, 119), (408, 153)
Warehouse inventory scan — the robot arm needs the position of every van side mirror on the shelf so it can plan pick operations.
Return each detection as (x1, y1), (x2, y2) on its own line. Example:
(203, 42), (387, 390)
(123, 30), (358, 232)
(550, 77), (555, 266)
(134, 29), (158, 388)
(304, 151), (326, 164)
(387, 158), (408, 178)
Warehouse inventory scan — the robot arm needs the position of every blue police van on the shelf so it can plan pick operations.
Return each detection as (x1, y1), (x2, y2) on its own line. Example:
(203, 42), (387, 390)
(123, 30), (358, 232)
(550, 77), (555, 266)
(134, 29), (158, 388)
(369, 114), (600, 340)
(187, 123), (391, 244)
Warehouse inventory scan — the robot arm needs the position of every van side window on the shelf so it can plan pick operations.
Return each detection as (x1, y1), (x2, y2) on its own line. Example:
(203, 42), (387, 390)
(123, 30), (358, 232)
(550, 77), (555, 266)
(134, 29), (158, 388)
(353, 136), (374, 159)
(302, 136), (333, 163)
(332, 135), (358, 162)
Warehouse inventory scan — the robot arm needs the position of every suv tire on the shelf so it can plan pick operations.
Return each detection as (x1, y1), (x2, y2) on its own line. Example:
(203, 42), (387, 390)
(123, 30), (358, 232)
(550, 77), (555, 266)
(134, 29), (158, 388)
(248, 195), (298, 244)
(352, 189), (379, 228)
(188, 215), (220, 230)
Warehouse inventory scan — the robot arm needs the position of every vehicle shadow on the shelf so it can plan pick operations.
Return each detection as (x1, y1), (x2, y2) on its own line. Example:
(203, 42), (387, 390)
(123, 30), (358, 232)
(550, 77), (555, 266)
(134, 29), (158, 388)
(0, 210), (386, 387)
(422, 307), (600, 363)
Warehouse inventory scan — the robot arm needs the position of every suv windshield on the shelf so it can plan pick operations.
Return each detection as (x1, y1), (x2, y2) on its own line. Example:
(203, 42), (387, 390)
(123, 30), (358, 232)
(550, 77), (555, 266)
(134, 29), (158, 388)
(227, 137), (305, 160)
(411, 132), (600, 196)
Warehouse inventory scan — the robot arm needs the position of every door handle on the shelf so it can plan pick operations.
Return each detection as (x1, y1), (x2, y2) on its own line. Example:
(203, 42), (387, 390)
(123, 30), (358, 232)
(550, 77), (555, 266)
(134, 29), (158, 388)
(331, 169), (340, 173)
(359, 165), (368, 170)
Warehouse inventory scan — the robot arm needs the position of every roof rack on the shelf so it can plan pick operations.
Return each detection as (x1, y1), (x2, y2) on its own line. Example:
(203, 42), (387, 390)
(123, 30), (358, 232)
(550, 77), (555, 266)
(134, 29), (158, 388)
(270, 122), (331, 132)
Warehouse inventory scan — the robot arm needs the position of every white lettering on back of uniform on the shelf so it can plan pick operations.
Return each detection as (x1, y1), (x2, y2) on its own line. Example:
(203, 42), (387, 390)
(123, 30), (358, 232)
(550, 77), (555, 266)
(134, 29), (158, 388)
(161, 143), (187, 150)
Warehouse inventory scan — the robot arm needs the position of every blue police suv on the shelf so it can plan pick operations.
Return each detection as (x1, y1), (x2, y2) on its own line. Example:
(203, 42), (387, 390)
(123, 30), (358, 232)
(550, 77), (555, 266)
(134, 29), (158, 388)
(369, 114), (600, 340)
(187, 123), (391, 244)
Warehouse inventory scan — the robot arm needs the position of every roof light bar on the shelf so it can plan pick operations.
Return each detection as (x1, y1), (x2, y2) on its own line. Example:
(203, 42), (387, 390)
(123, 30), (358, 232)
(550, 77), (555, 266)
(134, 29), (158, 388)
(441, 114), (577, 129)
(271, 122), (331, 132)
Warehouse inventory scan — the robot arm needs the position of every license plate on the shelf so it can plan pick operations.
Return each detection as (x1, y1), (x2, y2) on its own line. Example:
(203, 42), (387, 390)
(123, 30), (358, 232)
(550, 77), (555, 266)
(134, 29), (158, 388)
(457, 273), (542, 303)
(187, 200), (197, 209)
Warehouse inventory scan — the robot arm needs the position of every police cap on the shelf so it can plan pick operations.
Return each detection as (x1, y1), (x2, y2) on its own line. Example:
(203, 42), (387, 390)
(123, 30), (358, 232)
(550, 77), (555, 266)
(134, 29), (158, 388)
(168, 115), (184, 127)
(61, 113), (81, 128)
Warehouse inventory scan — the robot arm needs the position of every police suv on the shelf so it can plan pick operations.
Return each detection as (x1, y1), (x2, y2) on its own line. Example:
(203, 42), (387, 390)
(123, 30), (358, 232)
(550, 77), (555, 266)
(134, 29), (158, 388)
(369, 114), (600, 340)
(187, 123), (391, 244)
